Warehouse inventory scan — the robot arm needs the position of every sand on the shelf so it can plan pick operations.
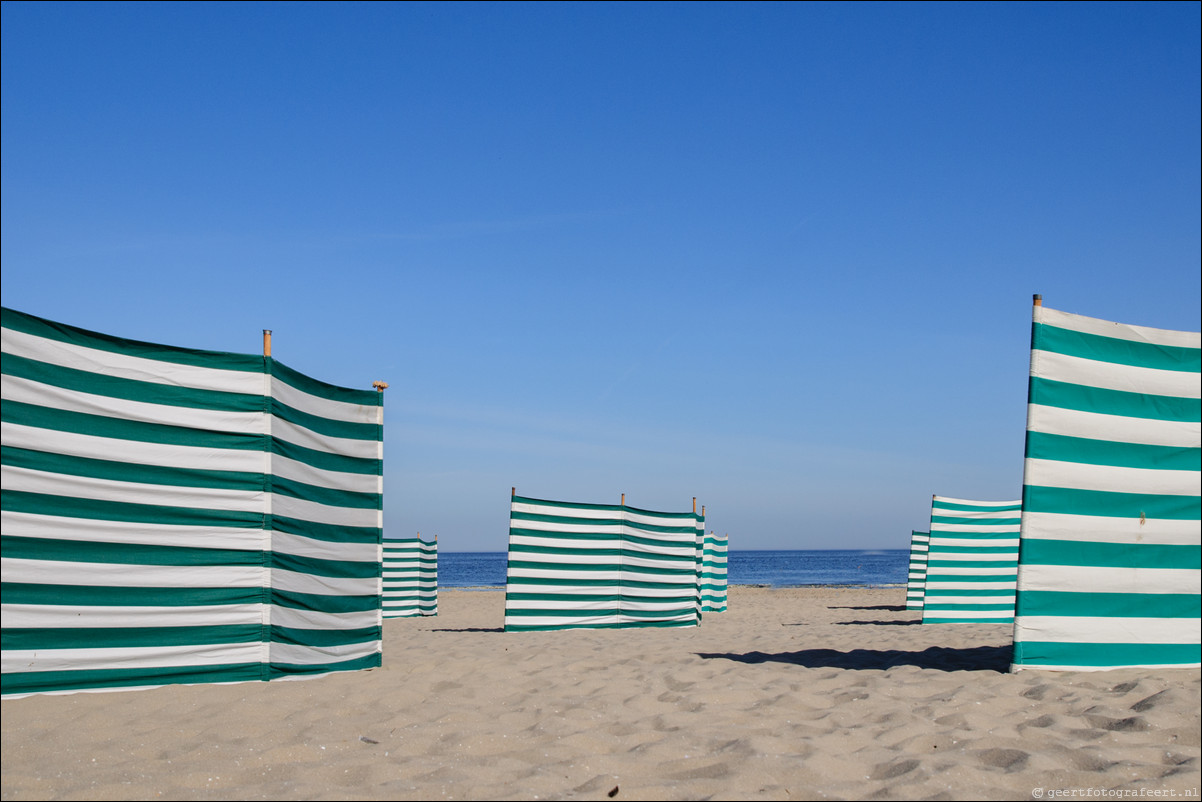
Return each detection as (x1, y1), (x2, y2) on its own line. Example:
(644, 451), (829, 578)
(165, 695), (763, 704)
(2, 586), (1198, 801)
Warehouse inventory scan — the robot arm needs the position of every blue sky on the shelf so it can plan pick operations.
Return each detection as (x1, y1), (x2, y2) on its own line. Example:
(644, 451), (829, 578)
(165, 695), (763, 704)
(3, 1), (1199, 551)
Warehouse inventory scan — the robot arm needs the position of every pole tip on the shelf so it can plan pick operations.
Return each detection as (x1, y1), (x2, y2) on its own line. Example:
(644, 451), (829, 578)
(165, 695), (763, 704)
(1033, 294), (1042, 307)
(372, 381), (389, 391)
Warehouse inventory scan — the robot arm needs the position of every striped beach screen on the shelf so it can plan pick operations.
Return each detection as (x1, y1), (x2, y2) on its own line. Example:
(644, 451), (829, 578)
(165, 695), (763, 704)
(1011, 303), (1200, 671)
(504, 494), (704, 632)
(701, 530), (728, 613)
(1, 307), (384, 698)
(383, 537), (438, 617)
(922, 496), (1022, 624)
(905, 530), (929, 610)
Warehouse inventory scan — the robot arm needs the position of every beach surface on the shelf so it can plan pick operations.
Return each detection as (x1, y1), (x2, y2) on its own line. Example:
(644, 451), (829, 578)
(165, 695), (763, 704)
(2, 586), (1198, 801)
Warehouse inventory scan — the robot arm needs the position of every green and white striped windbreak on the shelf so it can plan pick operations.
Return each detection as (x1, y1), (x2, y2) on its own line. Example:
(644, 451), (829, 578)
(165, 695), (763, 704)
(1, 307), (383, 698)
(383, 537), (438, 617)
(504, 495), (704, 631)
(701, 530), (728, 613)
(905, 530), (929, 610)
(922, 496), (1022, 624)
(1011, 303), (1200, 671)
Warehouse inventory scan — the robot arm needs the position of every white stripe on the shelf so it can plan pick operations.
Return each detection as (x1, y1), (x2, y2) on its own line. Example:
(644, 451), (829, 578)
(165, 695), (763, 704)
(927, 537), (1020, 548)
(268, 640), (379, 666)
(0, 603), (262, 628)
(269, 568), (376, 597)
(271, 453), (378, 495)
(922, 610), (1013, 619)
(271, 531), (379, 564)
(270, 493), (379, 528)
(268, 604), (379, 631)
(923, 581), (1017, 589)
(1038, 306), (1201, 349)
(1028, 404), (1201, 447)
(1, 373), (265, 435)
(1032, 349), (1200, 398)
(0, 421), (264, 473)
(1016, 564), (1201, 595)
(1, 326), (263, 394)
(1024, 457), (1201, 495)
(933, 496), (1022, 508)
(511, 502), (621, 520)
(1019, 510), (1199, 546)
(1, 464), (266, 513)
(1014, 616), (1201, 644)
(1012, 661), (1201, 672)
(510, 521), (623, 535)
(0, 642), (264, 674)
(924, 595), (1015, 605)
(1, 558), (265, 588)
(0, 511), (267, 551)
(270, 377), (379, 426)
(930, 524), (1021, 534)
(272, 417), (378, 460)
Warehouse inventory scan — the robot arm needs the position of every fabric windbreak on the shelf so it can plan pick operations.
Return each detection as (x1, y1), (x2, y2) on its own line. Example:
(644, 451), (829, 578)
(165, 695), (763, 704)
(504, 495), (703, 632)
(906, 530), (930, 610)
(383, 537), (438, 617)
(1011, 305), (1200, 671)
(922, 497), (1022, 624)
(1, 307), (383, 698)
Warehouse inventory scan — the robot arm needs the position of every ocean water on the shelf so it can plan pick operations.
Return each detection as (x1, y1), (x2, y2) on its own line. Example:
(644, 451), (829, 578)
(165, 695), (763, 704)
(437, 549), (909, 589)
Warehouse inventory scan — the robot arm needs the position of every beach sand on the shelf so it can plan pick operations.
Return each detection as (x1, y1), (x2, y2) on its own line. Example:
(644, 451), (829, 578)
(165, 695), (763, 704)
(2, 586), (1198, 801)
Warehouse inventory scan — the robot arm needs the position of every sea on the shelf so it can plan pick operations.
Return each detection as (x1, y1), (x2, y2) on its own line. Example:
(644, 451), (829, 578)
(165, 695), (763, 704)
(438, 549), (909, 589)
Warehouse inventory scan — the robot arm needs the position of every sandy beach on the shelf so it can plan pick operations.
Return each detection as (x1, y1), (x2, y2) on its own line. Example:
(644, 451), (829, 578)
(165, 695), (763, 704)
(2, 586), (1198, 801)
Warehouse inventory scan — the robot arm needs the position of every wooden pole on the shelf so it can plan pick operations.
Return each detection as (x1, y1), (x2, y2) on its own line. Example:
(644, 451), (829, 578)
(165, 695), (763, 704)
(692, 497), (696, 513)
(262, 330), (272, 357)
(372, 381), (389, 392)
(621, 493), (625, 506)
(1033, 294), (1042, 307)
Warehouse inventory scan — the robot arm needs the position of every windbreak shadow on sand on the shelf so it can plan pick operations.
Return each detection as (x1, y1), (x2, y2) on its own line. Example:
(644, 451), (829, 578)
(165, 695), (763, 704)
(696, 644), (1012, 672)
(431, 627), (505, 633)
(827, 604), (908, 611)
(834, 619), (923, 626)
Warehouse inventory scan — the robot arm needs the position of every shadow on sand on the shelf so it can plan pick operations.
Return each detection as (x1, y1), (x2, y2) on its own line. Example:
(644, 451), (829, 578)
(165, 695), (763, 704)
(826, 604), (908, 612)
(696, 644), (1011, 672)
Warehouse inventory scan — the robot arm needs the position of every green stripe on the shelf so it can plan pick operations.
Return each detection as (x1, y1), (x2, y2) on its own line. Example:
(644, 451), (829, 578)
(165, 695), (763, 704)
(504, 592), (698, 604)
(510, 511), (622, 527)
(2, 306), (263, 373)
(923, 603), (1014, 610)
(1012, 640), (1200, 668)
(1022, 485), (1201, 520)
(271, 398), (380, 442)
(1034, 321), (1201, 373)
(932, 502), (1021, 513)
(922, 586), (1018, 597)
(2, 489), (266, 528)
(1, 535), (265, 567)
(1026, 431), (1201, 471)
(2, 400), (265, 451)
(271, 550), (380, 580)
(505, 619), (697, 632)
(1, 624), (263, 651)
(0, 582), (262, 607)
(924, 574), (1016, 583)
(509, 529), (700, 551)
(1016, 590), (1200, 618)
(268, 651), (382, 678)
(923, 616), (1013, 624)
(1019, 539), (1201, 569)
(269, 514), (380, 544)
(1029, 377), (1200, 422)
(930, 516), (1022, 526)
(506, 559), (698, 576)
(2, 445), (263, 492)
(512, 496), (621, 513)
(3, 352), (264, 412)
(507, 575), (696, 590)
(928, 545), (1019, 555)
(504, 606), (696, 619)
(270, 436), (380, 475)
(0, 663), (265, 697)
(269, 359), (380, 407)
(270, 588), (380, 614)
(270, 475), (380, 511)
(270, 625), (381, 648)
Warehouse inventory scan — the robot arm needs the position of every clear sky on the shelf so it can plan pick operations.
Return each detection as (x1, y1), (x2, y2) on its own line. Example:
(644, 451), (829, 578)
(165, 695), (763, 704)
(3, 1), (1199, 551)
